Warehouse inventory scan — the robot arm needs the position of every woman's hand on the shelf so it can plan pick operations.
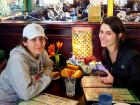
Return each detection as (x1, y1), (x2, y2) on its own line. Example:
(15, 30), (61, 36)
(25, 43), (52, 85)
(99, 70), (114, 84)
(43, 69), (53, 77)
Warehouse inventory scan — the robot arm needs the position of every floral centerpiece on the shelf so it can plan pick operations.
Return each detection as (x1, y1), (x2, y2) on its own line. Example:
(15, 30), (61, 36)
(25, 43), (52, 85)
(48, 41), (66, 69)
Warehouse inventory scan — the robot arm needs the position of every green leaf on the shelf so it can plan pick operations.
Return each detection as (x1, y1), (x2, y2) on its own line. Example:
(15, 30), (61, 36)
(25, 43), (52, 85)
(54, 54), (60, 65)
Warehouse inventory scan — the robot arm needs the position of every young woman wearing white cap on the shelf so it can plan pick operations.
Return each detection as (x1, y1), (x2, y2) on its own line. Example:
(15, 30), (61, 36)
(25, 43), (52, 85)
(0, 23), (53, 104)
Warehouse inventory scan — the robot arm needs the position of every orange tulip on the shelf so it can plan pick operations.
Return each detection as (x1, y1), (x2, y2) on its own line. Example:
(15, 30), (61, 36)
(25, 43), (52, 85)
(49, 44), (55, 50)
(48, 44), (55, 57)
(48, 41), (65, 68)
(56, 41), (63, 49)
(49, 52), (55, 57)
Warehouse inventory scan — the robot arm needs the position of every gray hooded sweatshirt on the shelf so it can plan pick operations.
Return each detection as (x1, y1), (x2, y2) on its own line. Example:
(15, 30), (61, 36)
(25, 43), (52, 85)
(0, 45), (53, 104)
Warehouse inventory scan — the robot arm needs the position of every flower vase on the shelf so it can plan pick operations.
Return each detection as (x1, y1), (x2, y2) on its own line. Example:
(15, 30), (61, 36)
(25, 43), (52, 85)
(51, 55), (67, 71)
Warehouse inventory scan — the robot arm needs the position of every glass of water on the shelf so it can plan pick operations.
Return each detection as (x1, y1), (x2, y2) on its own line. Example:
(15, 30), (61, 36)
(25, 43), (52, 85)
(65, 78), (76, 97)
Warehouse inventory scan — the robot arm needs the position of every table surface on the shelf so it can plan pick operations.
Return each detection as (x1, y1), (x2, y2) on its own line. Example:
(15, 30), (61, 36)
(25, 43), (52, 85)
(43, 76), (140, 105)
(43, 77), (97, 105)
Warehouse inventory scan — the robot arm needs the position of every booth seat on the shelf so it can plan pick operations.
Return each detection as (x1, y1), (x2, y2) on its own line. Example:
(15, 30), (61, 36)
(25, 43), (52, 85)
(0, 50), (5, 63)
(0, 50), (7, 73)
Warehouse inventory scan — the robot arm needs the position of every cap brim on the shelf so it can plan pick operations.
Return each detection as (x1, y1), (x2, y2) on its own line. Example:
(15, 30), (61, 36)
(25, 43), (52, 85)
(27, 35), (48, 40)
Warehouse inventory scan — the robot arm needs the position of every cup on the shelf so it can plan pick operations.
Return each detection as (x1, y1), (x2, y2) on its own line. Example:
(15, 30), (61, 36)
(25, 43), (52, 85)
(65, 78), (76, 97)
(98, 93), (112, 105)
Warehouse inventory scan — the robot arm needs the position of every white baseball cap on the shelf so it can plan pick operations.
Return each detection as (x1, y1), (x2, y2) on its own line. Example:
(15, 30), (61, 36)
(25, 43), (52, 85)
(23, 23), (47, 39)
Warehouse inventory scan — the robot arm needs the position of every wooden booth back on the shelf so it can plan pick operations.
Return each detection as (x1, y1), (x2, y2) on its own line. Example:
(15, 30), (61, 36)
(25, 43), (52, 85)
(0, 21), (140, 61)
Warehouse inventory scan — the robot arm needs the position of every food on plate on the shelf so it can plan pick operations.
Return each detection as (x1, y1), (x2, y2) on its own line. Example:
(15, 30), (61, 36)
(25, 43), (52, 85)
(67, 64), (79, 70)
(71, 70), (83, 78)
(60, 68), (83, 78)
(60, 68), (73, 78)
(52, 71), (60, 78)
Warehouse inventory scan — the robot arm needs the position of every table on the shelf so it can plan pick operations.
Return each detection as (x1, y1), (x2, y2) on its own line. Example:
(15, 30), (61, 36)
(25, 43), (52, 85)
(43, 77), (140, 105)
(43, 77), (96, 105)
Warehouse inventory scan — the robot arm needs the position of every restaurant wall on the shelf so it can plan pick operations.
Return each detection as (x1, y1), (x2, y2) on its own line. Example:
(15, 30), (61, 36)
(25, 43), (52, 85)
(0, 22), (140, 61)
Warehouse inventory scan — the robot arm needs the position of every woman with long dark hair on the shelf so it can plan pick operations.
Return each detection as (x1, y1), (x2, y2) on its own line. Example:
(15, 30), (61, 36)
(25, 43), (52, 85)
(99, 16), (140, 99)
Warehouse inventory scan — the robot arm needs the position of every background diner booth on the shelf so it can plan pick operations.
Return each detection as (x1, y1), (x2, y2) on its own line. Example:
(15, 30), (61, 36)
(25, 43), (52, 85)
(0, 0), (140, 104)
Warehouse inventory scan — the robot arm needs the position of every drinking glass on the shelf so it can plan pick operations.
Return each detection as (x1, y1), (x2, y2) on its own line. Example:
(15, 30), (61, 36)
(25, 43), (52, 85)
(65, 78), (76, 97)
(98, 93), (112, 105)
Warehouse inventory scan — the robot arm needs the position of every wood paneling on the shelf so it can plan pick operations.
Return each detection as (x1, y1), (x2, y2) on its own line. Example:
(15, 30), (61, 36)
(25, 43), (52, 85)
(0, 21), (140, 60)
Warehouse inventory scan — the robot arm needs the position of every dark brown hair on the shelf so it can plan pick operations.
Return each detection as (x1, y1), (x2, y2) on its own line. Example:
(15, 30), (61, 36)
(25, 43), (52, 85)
(101, 16), (126, 47)
(19, 37), (48, 50)
(19, 37), (28, 48)
(101, 17), (126, 64)
(102, 16), (125, 35)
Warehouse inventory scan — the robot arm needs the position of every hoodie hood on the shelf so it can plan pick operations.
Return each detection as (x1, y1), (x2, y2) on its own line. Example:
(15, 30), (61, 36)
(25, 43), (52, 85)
(0, 45), (52, 103)
(10, 45), (38, 62)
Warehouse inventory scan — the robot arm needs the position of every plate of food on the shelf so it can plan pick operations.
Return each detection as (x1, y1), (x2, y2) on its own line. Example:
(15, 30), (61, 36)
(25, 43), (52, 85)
(60, 64), (83, 79)
(51, 71), (60, 80)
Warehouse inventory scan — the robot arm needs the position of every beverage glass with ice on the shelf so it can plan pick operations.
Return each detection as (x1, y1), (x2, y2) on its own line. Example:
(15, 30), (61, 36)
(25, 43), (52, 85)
(65, 78), (76, 97)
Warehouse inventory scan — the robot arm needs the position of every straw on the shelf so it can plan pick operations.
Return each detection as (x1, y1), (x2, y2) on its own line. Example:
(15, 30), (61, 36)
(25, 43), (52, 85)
(65, 69), (71, 83)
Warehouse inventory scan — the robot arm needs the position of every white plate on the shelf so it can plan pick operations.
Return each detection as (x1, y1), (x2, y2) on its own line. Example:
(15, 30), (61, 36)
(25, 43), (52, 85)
(52, 76), (60, 80)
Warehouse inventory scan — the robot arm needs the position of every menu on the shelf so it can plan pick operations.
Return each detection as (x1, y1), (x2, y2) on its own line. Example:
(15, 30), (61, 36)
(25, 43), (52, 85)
(81, 76), (112, 88)
(81, 76), (140, 104)
(83, 88), (139, 102)
(19, 93), (79, 105)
